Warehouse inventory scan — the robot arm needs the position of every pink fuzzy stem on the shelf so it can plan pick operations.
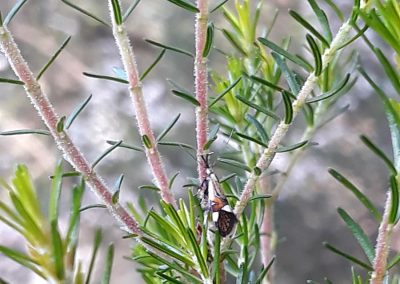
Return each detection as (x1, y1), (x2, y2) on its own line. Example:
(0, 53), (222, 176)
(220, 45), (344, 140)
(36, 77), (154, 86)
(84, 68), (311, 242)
(194, 0), (209, 182)
(108, 2), (176, 206)
(371, 191), (393, 283)
(0, 25), (141, 235)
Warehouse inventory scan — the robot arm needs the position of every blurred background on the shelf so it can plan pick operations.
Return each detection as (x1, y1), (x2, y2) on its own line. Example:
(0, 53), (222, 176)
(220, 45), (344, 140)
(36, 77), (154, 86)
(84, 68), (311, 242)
(0, 0), (399, 283)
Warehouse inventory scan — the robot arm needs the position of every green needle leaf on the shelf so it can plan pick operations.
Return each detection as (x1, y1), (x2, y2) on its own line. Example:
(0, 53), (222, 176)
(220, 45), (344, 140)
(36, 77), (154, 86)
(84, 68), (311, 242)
(306, 74), (350, 103)
(306, 34), (322, 76)
(236, 131), (268, 148)
(106, 140), (143, 152)
(289, 9), (330, 47)
(307, 0), (332, 42)
(0, 245), (46, 278)
(235, 95), (280, 120)
(165, 0), (199, 13)
(209, 77), (242, 107)
(4, 0), (28, 26)
(122, 0), (141, 22)
(387, 252), (400, 270)
(204, 123), (220, 150)
(210, 0), (229, 13)
(276, 140), (308, 153)
(281, 90), (293, 124)
(86, 229), (102, 284)
(101, 243), (114, 284)
(56, 116), (66, 133)
(111, 0), (123, 25)
(61, 0), (110, 27)
(187, 228), (209, 278)
(203, 22), (214, 57)
(255, 256), (275, 284)
(157, 113), (181, 141)
(37, 36), (71, 80)
(0, 129), (50, 136)
(145, 39), (193, 57)
(328, 168), (381, 221)
(222, 29), (247, 56)
(158, 141), (195, 150)
(360, 135), (397, 175)
(65, 94), (92, 129)
(51, 221), (65, 280)
(140, 49), (166, 81)
(83, 72), (128, 84)
(141, 135), (152, 149)
(323, 242), (373, 271)
(258, 37), (311, 71)
(92, 140), (123, 168)
(246, 114), (269, 143)
(0, 77), (24, 85)
(49, 161), (63, 223)
(389, 175), (399, 224)
(156, 272), (185, 284)
(271, 53), (301, 95)
(172, 90), (201, 106)
(337, 208), (375, 264)
(250, 75), (285, 92)
(218, 158), (251, 172)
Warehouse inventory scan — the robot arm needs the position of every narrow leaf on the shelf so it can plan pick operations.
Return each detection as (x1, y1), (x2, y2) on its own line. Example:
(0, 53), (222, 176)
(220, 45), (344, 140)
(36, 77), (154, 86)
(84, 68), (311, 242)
(276, 140), (308, 153)
(360, 135), (397, 175)
(209, 77), (242, 107)
(82, 72), (128, 84)
(187, 228), (209, 277)
(65, 94), (92, 129)
(157, 113), (181, 141)
(328, 168), (381, 221)
(387, 252), (400, 270)
(101, 243), (114, 284)
(258, 37), (311, 70)
(56, 116), (66, 133)
(4, 0), (28, 26)
(158, 141), (195, 150)
(323, 242), (373, 270)
(61, 0), (110, 27)
(250, 75), (285, 92)
(0, 129), (49, 136)
(156, 272), (185, 284)
(203, 22), (214, 57)
(236, 131), (268, 148)
(51, 221), (65, 280)
(307, 0), (332, 42)
(289, 9), (329, 47)
(306, 74), (350, 103)
(389, 175), (399, 224)
(0, 77), (24, 85)
(210, 0), (228, 13)
(212, 232), (221, 282)
(106, 140), (143, 152)
(111, 0), (122, 25)
(255, 256), (276, 284)
(306, 34), (322, 76)
(86, 229), (102, 284)
(172, 90), (200, 106)
(271, 53), (301, 95)
(37, 36), (71, 80)
(222, 29), (247, 56)
(204, 123), (220, 150)
(142, 135), (152, 149)
(281, 90), (293, 124)
(122, 0), (141, 22)
(235, 95), (280, 120)
(165, 0), (199, 13)
(140, 49), (166, 81)
(337, 208), (375, 264)
(91, 140), (123, 169)
(138, 184), (160, 191)
(218, 158), (251, 172)
(49, 160), (63, 223)
(246, 114), (269, 143)
(145, 39), (193, 57)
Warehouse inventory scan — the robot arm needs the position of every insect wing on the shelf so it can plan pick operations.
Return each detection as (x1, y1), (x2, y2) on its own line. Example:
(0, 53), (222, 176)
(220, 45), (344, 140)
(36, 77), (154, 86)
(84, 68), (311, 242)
(217, 210), (237, 237)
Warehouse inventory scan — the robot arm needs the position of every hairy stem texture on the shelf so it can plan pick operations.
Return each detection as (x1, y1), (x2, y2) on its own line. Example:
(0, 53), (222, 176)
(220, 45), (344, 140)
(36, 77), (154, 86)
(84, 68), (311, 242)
(0, 25), (141, 235)
(194, 0), (209, 182)
(108, 1), (176, 207)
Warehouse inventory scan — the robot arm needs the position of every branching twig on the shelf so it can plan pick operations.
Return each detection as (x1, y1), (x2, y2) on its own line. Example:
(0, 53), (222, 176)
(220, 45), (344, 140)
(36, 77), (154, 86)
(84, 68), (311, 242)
(107, 1), (176, 207)
(194, 0), (209, 182)
(233, 20), (353, 219)
(0, 24), (141, 236)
